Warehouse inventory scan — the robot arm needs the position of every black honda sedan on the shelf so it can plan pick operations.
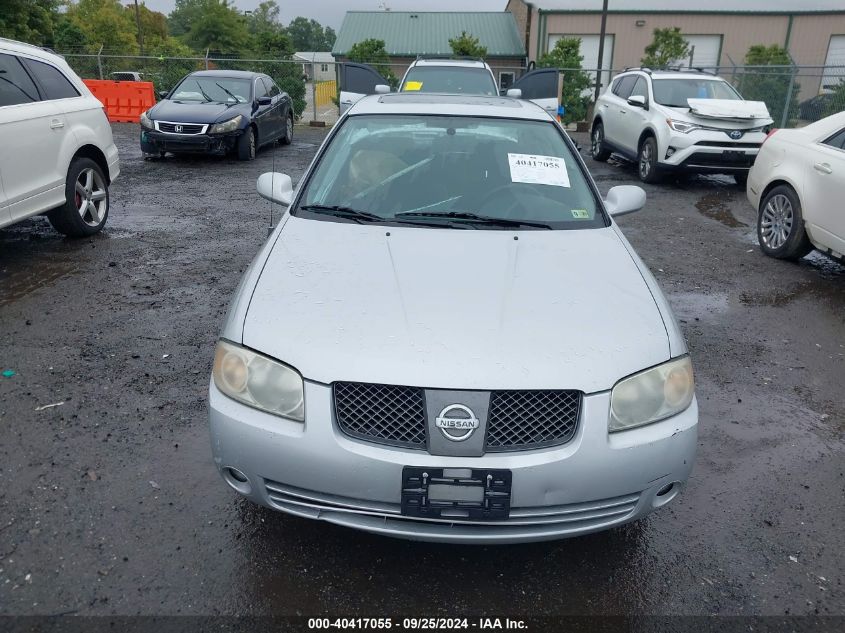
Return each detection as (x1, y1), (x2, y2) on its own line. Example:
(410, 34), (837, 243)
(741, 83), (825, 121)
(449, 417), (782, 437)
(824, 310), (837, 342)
(140, 70), (294, 160)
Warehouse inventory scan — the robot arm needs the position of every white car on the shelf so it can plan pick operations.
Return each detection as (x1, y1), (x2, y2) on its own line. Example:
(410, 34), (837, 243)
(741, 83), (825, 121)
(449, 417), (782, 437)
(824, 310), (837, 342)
(208, 92), (698, 544)
(339, 56), (561, 120)
(747, 111), (845, 261)
(0, 38), (119, 236)
(591, 68), (773, 185)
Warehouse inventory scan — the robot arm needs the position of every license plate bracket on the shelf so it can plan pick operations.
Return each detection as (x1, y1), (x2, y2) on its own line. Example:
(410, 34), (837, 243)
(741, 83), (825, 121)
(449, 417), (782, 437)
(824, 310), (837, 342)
(401, 467), (512, 520)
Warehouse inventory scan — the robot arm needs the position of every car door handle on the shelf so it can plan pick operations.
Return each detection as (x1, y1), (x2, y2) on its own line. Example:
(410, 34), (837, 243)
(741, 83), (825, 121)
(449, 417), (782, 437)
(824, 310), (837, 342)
(49, 119), (64, 129)
(619, 109), (627, 114)
(814, 162), (833, 174)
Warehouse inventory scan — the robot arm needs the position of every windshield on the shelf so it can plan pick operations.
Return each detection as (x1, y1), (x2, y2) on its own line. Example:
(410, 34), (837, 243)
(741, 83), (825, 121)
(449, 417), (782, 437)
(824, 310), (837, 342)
(295, 115), (604, 230)
(652, 78), (742, 107)
(171, 76), (251, 103)
(401, 67), (498, 96)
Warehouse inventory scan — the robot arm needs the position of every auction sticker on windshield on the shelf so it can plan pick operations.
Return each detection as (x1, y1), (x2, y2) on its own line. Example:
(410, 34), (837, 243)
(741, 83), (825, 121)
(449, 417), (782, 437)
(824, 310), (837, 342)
(507, 153), (570, 188)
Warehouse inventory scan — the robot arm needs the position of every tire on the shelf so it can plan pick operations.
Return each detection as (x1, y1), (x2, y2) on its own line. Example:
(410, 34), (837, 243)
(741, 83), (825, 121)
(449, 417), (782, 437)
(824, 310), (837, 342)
(733, 172), (748, 187)
(757, 185), (813, 260)
(280, 113), (293, 145)
(590, 122), (611, 161)
(637, 136), (661, 183)
(237, 126), (256, 161)
(47, 158), (109, 237)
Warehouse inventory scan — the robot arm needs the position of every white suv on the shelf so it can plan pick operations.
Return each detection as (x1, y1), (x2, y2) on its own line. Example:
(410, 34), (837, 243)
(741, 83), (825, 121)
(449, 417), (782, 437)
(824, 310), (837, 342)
(0, 38), (119, 236)
(591, 68), (772, 185)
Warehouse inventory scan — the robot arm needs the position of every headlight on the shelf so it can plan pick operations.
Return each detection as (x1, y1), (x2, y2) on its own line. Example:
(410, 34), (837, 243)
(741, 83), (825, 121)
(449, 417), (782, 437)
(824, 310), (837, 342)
(139, 110), (154, 129)
(666, 118), (700, 133)
(609, 356), (694, 432)
(209, 115), (243, 134)
(212, 339), (304, 421)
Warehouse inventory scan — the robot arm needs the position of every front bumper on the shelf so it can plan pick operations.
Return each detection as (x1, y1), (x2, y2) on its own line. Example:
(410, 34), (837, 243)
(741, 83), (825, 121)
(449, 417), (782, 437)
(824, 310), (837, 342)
(140, 128), (242, 155)
(209, 380), (698, 544)
(659, 129), (766, 174)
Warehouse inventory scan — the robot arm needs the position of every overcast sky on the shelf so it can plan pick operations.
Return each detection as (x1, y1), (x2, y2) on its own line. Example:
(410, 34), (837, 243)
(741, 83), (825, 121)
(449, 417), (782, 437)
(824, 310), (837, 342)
(141, 1), (507, 30)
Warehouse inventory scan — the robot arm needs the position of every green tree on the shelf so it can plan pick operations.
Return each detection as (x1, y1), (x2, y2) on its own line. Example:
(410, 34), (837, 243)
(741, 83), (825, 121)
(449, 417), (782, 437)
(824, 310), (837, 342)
(246, 1), (292, 55)
(126, 3), (169, 51)
(0, 0), (59, 47)
(168, 0), (250, 53)
(448, 31), (487, 58)
(538, 37), (590, 124)
(739, 44), (800, 126)
(641, 27), (689, 68)
(287, 17), (333, 51)
(348, 38), (397, 87)
(66, 0), (139, 53)
(53, 17), (90, 52)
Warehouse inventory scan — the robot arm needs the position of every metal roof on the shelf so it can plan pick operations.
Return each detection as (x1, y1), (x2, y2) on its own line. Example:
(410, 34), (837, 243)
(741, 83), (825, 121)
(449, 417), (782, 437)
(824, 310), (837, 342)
(294, 52), (335, 63)
(332, 12), (526, 58)
(529, 0), (845, 13)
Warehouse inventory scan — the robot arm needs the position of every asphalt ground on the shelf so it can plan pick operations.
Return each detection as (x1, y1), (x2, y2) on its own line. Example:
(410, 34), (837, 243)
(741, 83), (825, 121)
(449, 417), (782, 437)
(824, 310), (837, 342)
(0, 124), (843, 620)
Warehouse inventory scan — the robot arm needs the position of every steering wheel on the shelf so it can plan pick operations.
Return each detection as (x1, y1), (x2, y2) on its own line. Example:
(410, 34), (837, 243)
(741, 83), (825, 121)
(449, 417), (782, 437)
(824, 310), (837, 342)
(475, 183), (549, 219)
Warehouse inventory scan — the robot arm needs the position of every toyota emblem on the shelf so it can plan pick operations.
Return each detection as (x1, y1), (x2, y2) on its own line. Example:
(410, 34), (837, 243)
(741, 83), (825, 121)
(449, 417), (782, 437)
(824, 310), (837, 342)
(729, 130), (743, 140)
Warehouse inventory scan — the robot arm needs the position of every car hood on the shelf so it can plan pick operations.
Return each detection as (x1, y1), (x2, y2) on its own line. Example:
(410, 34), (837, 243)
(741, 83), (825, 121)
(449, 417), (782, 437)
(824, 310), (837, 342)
(149, 99), (247, 124)
(241, 217), (672, 392)
(666, 99), (773, 127)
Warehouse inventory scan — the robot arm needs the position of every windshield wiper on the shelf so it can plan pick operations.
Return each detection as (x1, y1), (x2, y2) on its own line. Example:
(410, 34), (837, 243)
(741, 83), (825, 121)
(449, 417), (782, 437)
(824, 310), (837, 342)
(216, 82), (239, 104)
(299, 204), (386, 224)
(395, 211), (553, 229)
(195, 84), (213, 102)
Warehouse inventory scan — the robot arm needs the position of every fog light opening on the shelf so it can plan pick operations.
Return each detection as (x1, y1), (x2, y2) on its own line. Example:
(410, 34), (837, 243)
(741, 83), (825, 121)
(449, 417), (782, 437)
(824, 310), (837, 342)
(222, 467), (252, 495)
(652, 481), (681, 508)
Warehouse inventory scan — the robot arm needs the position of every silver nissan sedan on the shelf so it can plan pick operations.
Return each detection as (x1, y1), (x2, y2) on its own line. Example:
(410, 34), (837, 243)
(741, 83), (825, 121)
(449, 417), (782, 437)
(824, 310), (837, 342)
(208, 93), (698, 544)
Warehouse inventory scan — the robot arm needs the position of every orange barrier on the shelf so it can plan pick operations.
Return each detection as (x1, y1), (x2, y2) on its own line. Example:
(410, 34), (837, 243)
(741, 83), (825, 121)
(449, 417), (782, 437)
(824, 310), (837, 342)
(83, 79), (156, 123)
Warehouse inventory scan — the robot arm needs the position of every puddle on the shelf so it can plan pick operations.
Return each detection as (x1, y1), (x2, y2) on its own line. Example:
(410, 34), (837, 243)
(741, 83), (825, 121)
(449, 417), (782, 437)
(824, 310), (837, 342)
(667, 291), (729, 322)
(695, 193), (747, 228)
(740, 278), (845, 307)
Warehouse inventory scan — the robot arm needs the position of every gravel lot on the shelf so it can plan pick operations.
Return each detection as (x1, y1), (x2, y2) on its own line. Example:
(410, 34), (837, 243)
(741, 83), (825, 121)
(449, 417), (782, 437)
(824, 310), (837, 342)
(0, 123), (843, 618)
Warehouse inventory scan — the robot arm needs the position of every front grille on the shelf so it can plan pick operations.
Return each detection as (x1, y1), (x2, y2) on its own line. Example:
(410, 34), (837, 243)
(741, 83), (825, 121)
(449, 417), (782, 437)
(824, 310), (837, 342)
(486, 390), (581, 451)
(683, 151), (756, 168)
(156, 121), (205, 135)
(694, 141), (761, 148)
(334, 382), (427, 449)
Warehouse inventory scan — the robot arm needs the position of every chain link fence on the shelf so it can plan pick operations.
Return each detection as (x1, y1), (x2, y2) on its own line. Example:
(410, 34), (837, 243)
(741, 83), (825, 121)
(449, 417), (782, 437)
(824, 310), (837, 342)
(59, 52), (845, 129)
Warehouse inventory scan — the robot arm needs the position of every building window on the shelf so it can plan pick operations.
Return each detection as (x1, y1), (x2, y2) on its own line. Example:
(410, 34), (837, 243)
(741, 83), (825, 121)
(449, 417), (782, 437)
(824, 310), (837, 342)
(321, 64), (329, 72)
(499, 71), (515, 90)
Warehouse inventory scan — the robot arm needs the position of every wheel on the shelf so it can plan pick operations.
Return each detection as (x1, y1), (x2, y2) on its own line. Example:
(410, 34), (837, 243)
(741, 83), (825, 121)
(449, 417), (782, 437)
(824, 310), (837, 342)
(757, 185), (813, 260)
(47, 158), (109, 237)
(237, 126), (256, 161)
(637, 136), (660, 183)
(280, 113), (293, 145)
(733, 172), (748, 187)
(590, 122), (611, 161)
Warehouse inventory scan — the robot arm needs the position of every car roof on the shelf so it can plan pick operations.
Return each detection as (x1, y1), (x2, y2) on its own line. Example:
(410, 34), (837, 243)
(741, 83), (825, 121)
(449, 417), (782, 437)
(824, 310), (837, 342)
(619, 69), (726, 81)
(190, 70), (263, 79)
(348, 93), (552, 121)
(0, 37), (63, 64)
(411, 58), (492, 70)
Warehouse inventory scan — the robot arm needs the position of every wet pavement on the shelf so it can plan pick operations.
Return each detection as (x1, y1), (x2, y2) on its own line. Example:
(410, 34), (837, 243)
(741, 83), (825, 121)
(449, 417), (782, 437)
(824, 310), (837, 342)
(0, 125), (843, 617)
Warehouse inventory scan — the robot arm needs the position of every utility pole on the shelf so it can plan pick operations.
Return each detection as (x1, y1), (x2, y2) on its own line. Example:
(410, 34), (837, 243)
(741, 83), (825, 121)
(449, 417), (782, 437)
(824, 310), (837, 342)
(593, 0), (609, 102)
(134, 0), (144, 56)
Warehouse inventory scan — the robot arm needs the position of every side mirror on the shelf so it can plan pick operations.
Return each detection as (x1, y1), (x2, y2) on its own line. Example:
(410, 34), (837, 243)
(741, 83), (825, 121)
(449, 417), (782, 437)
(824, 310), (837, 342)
(506, 88), (522, 98)
(257, 172), (293, 207)
(374, 84), (391, 94)
(157, 90), (169, 99)
(605, 185), (646, 217)
(627, 95), (647, 108)
(257, 96), (272, 106)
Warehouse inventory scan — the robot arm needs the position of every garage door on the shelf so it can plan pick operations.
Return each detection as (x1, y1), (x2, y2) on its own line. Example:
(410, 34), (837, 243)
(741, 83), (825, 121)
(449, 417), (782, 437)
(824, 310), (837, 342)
(822, 35), (845, 93)
(547, 34), (614, 94)
(675, 35), (722, 69)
